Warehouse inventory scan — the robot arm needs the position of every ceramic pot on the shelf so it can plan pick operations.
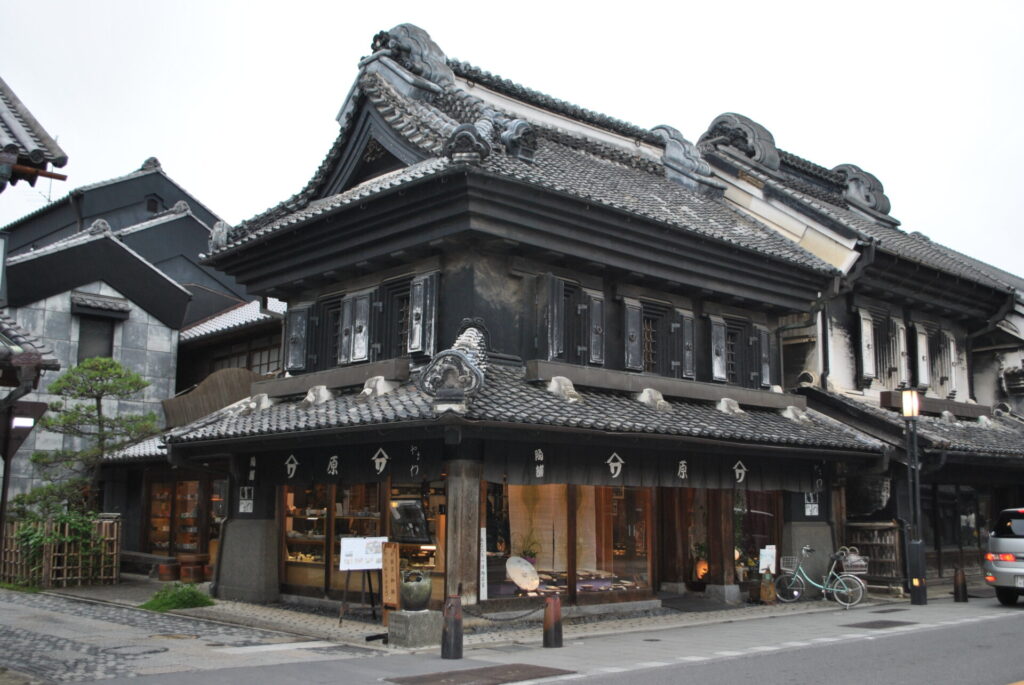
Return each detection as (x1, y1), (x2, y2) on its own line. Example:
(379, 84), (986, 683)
(157, 563), (180, 581)
(400, 570), (432, 611)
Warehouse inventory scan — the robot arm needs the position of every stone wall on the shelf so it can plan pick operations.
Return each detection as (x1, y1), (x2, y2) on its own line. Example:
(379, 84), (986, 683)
(2, 281), (178, 498)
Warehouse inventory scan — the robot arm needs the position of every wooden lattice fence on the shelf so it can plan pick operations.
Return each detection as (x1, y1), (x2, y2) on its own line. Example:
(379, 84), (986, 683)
(1, 515), (121, 588)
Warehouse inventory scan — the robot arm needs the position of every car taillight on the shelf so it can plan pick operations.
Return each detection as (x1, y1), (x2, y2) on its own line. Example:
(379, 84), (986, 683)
(986, 575), (997, 582)
(985, 552), (1016, 561)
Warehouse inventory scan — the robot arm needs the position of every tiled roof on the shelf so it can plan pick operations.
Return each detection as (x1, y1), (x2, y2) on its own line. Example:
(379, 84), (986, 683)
(713, 151), (1015, 292)
(168, 362), (882, 454)
(0, 312), (60, 370)
(70, 291), (131, 312)
(0, 75), (67, 168)
(181, 297), (287, 342)
(211, 71), (833, 274)
(804, 388), (1024, 459)
(106, 436), (166, 463)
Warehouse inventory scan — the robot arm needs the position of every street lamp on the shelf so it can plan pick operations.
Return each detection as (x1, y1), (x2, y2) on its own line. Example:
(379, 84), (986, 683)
(901, 389), (927, 605)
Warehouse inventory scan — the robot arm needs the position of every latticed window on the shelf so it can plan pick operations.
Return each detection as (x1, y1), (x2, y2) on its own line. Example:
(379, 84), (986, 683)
(642, 315), (658, 372)
(725, 328), (740, 384)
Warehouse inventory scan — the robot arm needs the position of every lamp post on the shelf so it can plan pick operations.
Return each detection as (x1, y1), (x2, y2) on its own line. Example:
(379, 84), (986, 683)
(901, 389), (927, 605)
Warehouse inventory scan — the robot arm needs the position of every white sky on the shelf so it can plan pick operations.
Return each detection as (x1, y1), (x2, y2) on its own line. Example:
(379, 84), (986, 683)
(2, 1), (1022, 278)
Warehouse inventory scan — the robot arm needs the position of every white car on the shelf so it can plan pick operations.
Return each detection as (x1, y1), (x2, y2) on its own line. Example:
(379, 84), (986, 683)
(984, 507), (1024, 606)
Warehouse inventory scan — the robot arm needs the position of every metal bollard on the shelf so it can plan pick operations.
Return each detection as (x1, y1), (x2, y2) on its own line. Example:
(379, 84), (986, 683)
(953, 567), (968, 602)
(441, 594), (463, 659)
(543, 594), (563, 648)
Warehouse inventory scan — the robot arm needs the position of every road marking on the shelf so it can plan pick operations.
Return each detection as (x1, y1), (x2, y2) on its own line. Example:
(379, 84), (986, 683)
(714, 650), (744, 656)
(810, 637), (840, 642)
(635, 662), (669, 668)
(679, 656), (708, 662)
(213, 640), (336, 654)
(781, 641), (811, 647)
(596, 667), (627, 673)
(747, 645), (780, 652)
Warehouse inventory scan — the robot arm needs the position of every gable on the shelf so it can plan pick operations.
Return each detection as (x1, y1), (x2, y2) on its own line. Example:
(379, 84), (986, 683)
(319, 105), (427, 199)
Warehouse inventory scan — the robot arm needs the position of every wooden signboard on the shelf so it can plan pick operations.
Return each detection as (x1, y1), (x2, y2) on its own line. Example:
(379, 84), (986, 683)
(338, 536), (387, 571)
(382, 542), (400, 610)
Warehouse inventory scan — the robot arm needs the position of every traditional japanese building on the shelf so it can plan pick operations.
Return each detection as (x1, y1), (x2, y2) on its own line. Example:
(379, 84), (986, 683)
(696, 113), (1024, 584)
(165, 25), (887, 608)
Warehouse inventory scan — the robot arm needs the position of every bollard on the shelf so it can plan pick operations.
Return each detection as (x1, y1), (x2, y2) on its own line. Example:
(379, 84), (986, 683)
(441, 594), (463, 659)
(543, 594), (563, 648)
(953, 567), (968, 602)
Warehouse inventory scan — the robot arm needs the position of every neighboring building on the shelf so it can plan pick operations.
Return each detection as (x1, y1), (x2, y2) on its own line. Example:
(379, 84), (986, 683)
(3, 221), (190, 498)
(0, 75), (67, 194)
(2, 158), (249, 327)
(697, 113), (1024, 584)
(167, 25), (885, 606)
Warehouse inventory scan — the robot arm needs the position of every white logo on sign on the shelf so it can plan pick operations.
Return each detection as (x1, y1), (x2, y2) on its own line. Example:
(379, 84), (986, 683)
(327, 455), (339, 476)
(733, 460), (748, 484)
(248, 456), (257, 482)
(285, 454), (299, 479)
(372, 448), (390, 475)
(607, 453), (625, 479)
(677, 459), (688, 480)
(534, 448), (545, 478)
(239, 486), (254, 500)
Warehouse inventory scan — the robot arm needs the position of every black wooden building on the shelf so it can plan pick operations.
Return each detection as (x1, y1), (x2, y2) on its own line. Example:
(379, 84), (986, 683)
(166, 25), (884, 607)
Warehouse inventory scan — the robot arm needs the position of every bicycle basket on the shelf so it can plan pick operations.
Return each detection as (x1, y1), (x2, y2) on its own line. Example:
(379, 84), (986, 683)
(780, 556), (798, 572)
(843, 553), (869, 575)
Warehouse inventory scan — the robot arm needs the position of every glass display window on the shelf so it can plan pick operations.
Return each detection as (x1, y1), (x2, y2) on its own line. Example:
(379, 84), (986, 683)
(733, 489), (780, 582)
(283, 484), (330, 587)
(506, 484), (568, 597)
(577, 485), (651, 596)
(330, 483), (383, 593)
(208, 479), (227, 562)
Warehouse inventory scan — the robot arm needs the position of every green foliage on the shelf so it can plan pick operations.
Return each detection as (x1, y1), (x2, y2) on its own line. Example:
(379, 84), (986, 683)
(9, 512), (102, 586)
(10, 480), (90, 519)
(0, 581), (41, 593)
(139, 582), (215, 612)
(23, 357), (157, 514)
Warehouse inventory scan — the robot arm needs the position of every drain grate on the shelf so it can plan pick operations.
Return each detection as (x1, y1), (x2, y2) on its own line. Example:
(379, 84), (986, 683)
(870, 608), (909, 614)
(102, 645), (169, 656)
(387, 664), (575, 685)
(149, 633), (198, 640)
(841, 620), (917, 630)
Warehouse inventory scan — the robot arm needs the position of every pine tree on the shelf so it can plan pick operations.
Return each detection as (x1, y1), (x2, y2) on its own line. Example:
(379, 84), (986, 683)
(18, 357), (158, 514)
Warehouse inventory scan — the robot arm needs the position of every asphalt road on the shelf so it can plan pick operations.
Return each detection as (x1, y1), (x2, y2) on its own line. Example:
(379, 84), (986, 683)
(3, 586), (1023, 684)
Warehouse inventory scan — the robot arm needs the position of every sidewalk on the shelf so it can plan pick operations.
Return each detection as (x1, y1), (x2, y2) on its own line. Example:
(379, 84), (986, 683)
(42, 573), (936, 652)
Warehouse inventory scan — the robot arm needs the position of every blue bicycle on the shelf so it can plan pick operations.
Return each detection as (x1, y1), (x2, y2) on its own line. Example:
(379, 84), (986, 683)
(774, 545), (865, 608)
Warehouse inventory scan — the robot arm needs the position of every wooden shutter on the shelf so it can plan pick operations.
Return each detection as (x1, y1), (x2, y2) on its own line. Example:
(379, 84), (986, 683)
(536, 274), (565, 360)
(945, 331), (959, 399)
(893, 319), (909, 388)
(858, 309), (876, 382)
(586, 289), (605, 365)
(670, 308), (695, 379)
(914, 325), (931, 390)
(624, 297), (643, 371)
(338, 289), (373, 364)
(285, 304), (311, 371)
(709, 315), (727, 382)
(756, 325), (772, 388)
(407, 272), (439, 356)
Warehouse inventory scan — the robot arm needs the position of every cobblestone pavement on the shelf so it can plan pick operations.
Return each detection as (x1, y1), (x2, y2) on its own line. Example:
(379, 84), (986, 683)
(0, 589), (379, 683)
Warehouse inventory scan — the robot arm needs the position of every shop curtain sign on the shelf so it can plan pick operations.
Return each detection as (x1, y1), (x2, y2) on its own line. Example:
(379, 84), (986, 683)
(607, 453), (624, 479)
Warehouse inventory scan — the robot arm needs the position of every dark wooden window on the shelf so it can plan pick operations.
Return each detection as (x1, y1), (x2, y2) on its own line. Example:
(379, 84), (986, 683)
(212, 335), (281, 376)
(379, 280), (411, 359)
(725, 326), (740, 384)
(539, 275), (604, 367)
(77, 316), (114, 362)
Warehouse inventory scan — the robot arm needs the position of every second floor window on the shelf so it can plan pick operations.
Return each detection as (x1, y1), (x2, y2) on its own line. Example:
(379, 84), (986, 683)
(284, 272), (438, 373)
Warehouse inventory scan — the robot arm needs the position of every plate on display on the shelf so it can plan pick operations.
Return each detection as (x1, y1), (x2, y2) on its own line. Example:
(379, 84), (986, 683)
(506, 556), (540, 591)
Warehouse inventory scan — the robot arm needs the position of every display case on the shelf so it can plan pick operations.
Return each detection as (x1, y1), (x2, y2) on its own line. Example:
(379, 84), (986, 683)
(846, 521), (903, 585)
(283, 485), (330, 588)
(148, 482), (173, 553)
(174, 481), (201, 553)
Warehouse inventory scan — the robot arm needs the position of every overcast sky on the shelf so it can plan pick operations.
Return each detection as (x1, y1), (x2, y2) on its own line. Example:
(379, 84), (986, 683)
(3, 1), (1022, 278)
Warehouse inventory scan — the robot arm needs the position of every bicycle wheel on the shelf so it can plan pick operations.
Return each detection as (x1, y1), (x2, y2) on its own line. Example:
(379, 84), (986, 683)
(831, 574), (865, 608)
(775, 573), (805, 602)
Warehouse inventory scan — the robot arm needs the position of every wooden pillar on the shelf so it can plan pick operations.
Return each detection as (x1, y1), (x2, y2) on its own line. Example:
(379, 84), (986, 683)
(706, 488), (735, 586)
(445, 456), (482, 603)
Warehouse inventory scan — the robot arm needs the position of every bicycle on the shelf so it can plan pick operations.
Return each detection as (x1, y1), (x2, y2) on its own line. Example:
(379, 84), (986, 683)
(774, 545), (866, 608)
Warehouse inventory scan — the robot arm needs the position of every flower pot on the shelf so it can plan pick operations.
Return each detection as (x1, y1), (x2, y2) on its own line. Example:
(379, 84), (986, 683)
(180, 565), (203, 584)
(400, 570), (432, 611)
(157, 563), (180, 581)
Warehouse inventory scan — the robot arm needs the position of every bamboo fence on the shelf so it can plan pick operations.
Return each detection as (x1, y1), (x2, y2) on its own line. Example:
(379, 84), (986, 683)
(1, 515), (121, 588)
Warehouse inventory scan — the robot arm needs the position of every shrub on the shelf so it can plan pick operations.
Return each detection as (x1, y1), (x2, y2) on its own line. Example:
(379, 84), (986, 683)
(139, 582), (214, 612)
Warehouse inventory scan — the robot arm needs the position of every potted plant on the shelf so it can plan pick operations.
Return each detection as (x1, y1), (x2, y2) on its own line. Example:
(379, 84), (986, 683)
(515, 530), (540, 566)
